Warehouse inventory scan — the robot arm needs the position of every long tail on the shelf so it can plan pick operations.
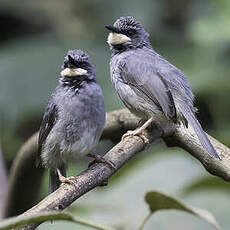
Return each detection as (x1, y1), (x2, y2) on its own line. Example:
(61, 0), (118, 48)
(49, 164), (66, 193)
(182, 107), (220, 159)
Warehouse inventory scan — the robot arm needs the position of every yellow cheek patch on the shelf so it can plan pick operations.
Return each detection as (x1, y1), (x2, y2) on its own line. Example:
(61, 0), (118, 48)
(107, 32), (131, 45)
(61, 68), (87, 77)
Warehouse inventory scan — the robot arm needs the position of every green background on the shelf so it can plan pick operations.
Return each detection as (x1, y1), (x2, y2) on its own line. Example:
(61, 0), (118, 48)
(0, 0), (230, 229)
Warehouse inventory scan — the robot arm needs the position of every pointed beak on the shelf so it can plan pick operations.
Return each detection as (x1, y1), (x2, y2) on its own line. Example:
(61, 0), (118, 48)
(105, 25), (120, 33)
(68, 55), (75, 66)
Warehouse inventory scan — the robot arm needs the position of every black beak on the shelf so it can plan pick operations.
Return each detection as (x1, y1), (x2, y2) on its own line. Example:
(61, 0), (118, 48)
(68, 55), (75, 66)
(105, 25), (120, 33)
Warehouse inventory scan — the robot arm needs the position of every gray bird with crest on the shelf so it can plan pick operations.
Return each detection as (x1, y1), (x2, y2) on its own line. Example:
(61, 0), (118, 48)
(37, 50), (106, 192)
(105, 16), (219, 159)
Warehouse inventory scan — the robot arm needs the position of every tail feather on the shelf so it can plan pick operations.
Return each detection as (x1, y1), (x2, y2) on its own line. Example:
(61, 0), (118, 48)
(182, 108), (220, 159)
(49, 164), (66, 193)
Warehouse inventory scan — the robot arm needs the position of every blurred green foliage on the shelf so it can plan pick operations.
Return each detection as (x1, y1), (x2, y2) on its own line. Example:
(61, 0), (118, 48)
(0, 0), (230, 229)
(0, 211), (114, 230)
(143, 191), (219, 229)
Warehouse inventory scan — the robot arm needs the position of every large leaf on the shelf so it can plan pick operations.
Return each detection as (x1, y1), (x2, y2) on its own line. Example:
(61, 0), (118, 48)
(139, 191), (220, 230)
(0, 211), (114, 230)
(181, 176), (230, 195)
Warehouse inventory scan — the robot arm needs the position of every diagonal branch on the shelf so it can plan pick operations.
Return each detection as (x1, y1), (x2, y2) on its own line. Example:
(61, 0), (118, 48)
(13, 126), (161, 230)
(3, 109), (140, 218)
(5, 109), (230, 230)
(169, 126), (230, 180)
(3, 133), (44, 218)
(0, 144), (8, 219)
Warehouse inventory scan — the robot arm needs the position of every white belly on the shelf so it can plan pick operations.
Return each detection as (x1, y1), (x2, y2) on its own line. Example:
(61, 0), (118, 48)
(61, 129), (98, 158)
(41, 127), (99, 169)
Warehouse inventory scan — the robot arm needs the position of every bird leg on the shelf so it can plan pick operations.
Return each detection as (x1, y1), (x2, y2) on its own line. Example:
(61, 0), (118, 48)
(122, 117), (153, 144)
(87, 153), (115, 169)
(56, 168), (76, 187)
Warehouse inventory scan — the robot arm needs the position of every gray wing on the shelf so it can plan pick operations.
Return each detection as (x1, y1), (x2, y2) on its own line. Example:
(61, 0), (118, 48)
(121, 55), (177, 122)
(36, 101), (58, 166)
(155, 55), (194, 111)
(154, 56), (219, 158)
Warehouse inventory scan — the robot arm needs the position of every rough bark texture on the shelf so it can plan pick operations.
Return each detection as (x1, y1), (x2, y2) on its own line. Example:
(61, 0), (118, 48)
(169, 126), (230, 180)
(4, 109), (140, 218)
(4, 109), (230, 230)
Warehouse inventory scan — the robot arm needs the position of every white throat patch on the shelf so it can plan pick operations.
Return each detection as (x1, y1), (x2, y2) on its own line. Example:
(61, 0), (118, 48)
(107, 32), (131, 45)
(61, 68), (87, 77)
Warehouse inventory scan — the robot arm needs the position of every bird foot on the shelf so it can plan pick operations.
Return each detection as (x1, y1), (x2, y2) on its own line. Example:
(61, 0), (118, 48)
(87, 153), (115, 169)
(56, 169), (76, 188)
(122, 130), (149, 144)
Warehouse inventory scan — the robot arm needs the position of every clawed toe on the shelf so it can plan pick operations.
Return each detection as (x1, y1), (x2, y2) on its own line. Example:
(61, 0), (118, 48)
(57, 169), (76, 189)
(121, 131), (134, 140)
(122, 130), (149, 144)
(138, 134), (149, 144)
(67, 176), (75, 181)
(122, 118), (153, 144)
(60, 177), (74, 184)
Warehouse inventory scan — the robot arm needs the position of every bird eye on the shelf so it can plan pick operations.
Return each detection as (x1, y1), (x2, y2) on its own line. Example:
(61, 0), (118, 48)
(80, 62), (87, 68)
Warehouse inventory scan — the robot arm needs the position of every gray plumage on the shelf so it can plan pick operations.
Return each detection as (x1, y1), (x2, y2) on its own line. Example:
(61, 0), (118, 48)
(106, 16), (219, 159)
(37, 50), (105, 192)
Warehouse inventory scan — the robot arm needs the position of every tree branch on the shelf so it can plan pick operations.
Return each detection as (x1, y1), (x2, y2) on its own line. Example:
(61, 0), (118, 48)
(168, 126), (230, 180)
(3, 133), (44, 218)
(5, 109), (230, 230)
(0, 144), (8, 219)
(4, 109), (140, 218)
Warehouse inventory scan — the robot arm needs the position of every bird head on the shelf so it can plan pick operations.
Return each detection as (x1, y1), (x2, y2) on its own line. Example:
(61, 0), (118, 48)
(105, 16), (150, 51)
(61, 50), (95, 79)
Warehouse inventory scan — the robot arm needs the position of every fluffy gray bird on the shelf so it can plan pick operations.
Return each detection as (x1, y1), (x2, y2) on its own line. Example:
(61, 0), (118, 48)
(105, 16), (219, 159)
(37, 50), (106, 192)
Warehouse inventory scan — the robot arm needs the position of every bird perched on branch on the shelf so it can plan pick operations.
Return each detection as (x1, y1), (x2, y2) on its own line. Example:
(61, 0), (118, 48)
(37, 50), (107, 193)
(105, 16), (220, 159)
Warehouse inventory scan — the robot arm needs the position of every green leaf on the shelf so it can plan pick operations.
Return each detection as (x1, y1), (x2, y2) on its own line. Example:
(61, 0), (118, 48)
(0, 211), (114, 230)
(139, 191), (220, 230)
(181, 176), (230, 195)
